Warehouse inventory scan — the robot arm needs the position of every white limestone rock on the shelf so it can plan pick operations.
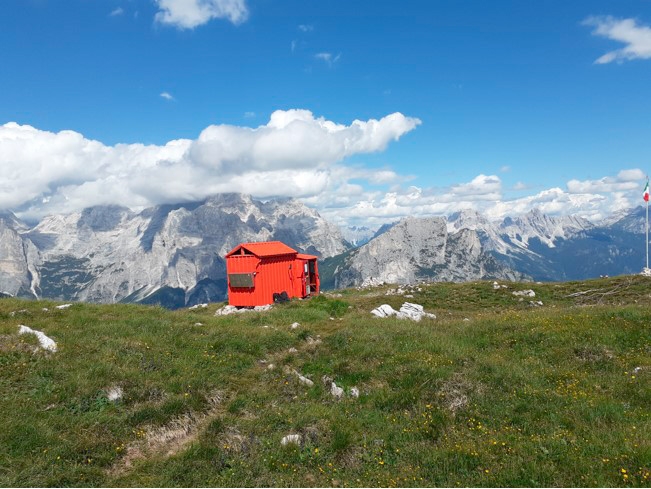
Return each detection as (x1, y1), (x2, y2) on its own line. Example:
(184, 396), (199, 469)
(18, 325), (57, 352)
(370, 304), (397, 317)
(215, 305), (240, 316)
(330, 382), (344, 399)
(398, 302), (436, 321)
(512, 289), (535, 297)
(106, 386), (123, 401)
(281, 434), (302, 446)
(322, 375), (344, 399)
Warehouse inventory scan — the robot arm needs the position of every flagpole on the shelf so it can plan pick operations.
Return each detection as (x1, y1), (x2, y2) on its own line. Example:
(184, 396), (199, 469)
(644, 176), (650, 273)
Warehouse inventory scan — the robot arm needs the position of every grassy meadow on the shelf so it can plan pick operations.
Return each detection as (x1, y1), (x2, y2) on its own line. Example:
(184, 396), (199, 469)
(0, 275), (650, 487)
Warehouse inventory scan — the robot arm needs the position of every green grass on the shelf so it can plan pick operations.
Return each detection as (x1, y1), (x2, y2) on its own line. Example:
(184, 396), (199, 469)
(1, 276), (650, 487)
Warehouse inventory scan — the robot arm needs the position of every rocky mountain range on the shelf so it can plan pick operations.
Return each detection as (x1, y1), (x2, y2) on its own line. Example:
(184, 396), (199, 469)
(331, 217), (525, 288)
(1, 193), (649, 307)
(325, 206), (648, 288)
(0, 194), (347, 308)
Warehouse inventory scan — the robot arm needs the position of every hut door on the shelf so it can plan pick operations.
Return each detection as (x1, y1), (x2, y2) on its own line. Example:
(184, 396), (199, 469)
(304, 262), (310, 295)
(308, 260), (318, 295)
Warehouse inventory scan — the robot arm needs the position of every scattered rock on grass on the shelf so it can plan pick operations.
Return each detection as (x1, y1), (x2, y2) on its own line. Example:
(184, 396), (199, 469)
(305, 336), (322, 348)
(281, 434), (302, 446)
(106, 386), (123, 402)
(322, 375), (344, 399)
(350, 387), (360, 398)
(512, 289), (535, 297)
(55, 304), (72, 310)
(188, 303), (208, 310)
(296, 373), (314, 387)
(371, 302), (435, 321)
(285, 366), (314, 387)
(330, 382), (344, 399)
(397, 302), (436, 321)
(18, 325), (57, 352)
(290, 322), (300, 329)
(214, 304), (272, 316)
(370, 304), (397, 318)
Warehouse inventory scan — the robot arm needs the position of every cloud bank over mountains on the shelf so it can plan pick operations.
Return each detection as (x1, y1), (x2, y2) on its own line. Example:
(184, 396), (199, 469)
(0, 108), (644, 227)
(0, 110), (421, 220)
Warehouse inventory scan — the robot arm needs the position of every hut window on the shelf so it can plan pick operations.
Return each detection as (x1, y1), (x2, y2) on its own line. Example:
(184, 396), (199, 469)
(229, 273), (255, 288)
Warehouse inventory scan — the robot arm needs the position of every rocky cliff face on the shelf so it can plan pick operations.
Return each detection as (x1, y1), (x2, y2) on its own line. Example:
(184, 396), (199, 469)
(334, 217), (524, 288)
(1, 194), (348, 307)
(0, 213), (40, 298)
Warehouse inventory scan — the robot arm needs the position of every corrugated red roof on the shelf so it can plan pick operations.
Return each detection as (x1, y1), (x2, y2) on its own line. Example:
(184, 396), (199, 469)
(226, 241), (298, 258)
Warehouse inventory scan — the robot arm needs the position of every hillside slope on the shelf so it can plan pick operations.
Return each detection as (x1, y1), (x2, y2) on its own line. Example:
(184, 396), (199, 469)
(1, 275), (649, 487)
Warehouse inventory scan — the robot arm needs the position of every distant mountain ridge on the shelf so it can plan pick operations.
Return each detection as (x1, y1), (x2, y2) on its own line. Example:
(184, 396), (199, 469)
(1, 198), (649, 305)
(328, 206), (648, 287)
(0, 194), (348, 308)
(333, 217), (526, 288)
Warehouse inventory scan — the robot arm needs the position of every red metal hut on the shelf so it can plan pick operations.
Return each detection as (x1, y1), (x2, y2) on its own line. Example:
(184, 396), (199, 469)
(225, 241), (320, 307)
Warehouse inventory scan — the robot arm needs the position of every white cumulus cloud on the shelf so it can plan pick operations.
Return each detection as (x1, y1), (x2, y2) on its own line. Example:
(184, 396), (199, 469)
(566, 169), (643, 193)
(583, 16), (651, 64)
(154, 0), (248, 29)
(0, 110), (421, 219)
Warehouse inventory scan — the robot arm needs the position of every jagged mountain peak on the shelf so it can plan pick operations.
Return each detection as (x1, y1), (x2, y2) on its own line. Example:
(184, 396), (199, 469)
(77, 205), (135, 233)
(0, 210), (28, 232)
(600, 206), (646, 233)
(448, 208), (497, 232)
(340, 225), (377, 247)
(333, 215), (523, 288)
(498, 208), (593, 249)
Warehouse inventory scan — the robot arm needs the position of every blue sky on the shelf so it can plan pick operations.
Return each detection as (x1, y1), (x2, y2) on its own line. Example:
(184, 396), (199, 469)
(2, 0), (651, 227)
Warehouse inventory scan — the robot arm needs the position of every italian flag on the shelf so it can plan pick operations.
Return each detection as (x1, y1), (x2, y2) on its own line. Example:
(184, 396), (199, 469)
(644, 179), (650, 202)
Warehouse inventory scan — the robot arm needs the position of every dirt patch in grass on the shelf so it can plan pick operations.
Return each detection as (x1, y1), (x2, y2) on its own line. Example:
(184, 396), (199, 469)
(439, 372), (482, 415)
(107, 391), (225, 478)
(574, 346), (614, 362)
(0, 334), (39, 354)
(220, 427), (254, 455)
